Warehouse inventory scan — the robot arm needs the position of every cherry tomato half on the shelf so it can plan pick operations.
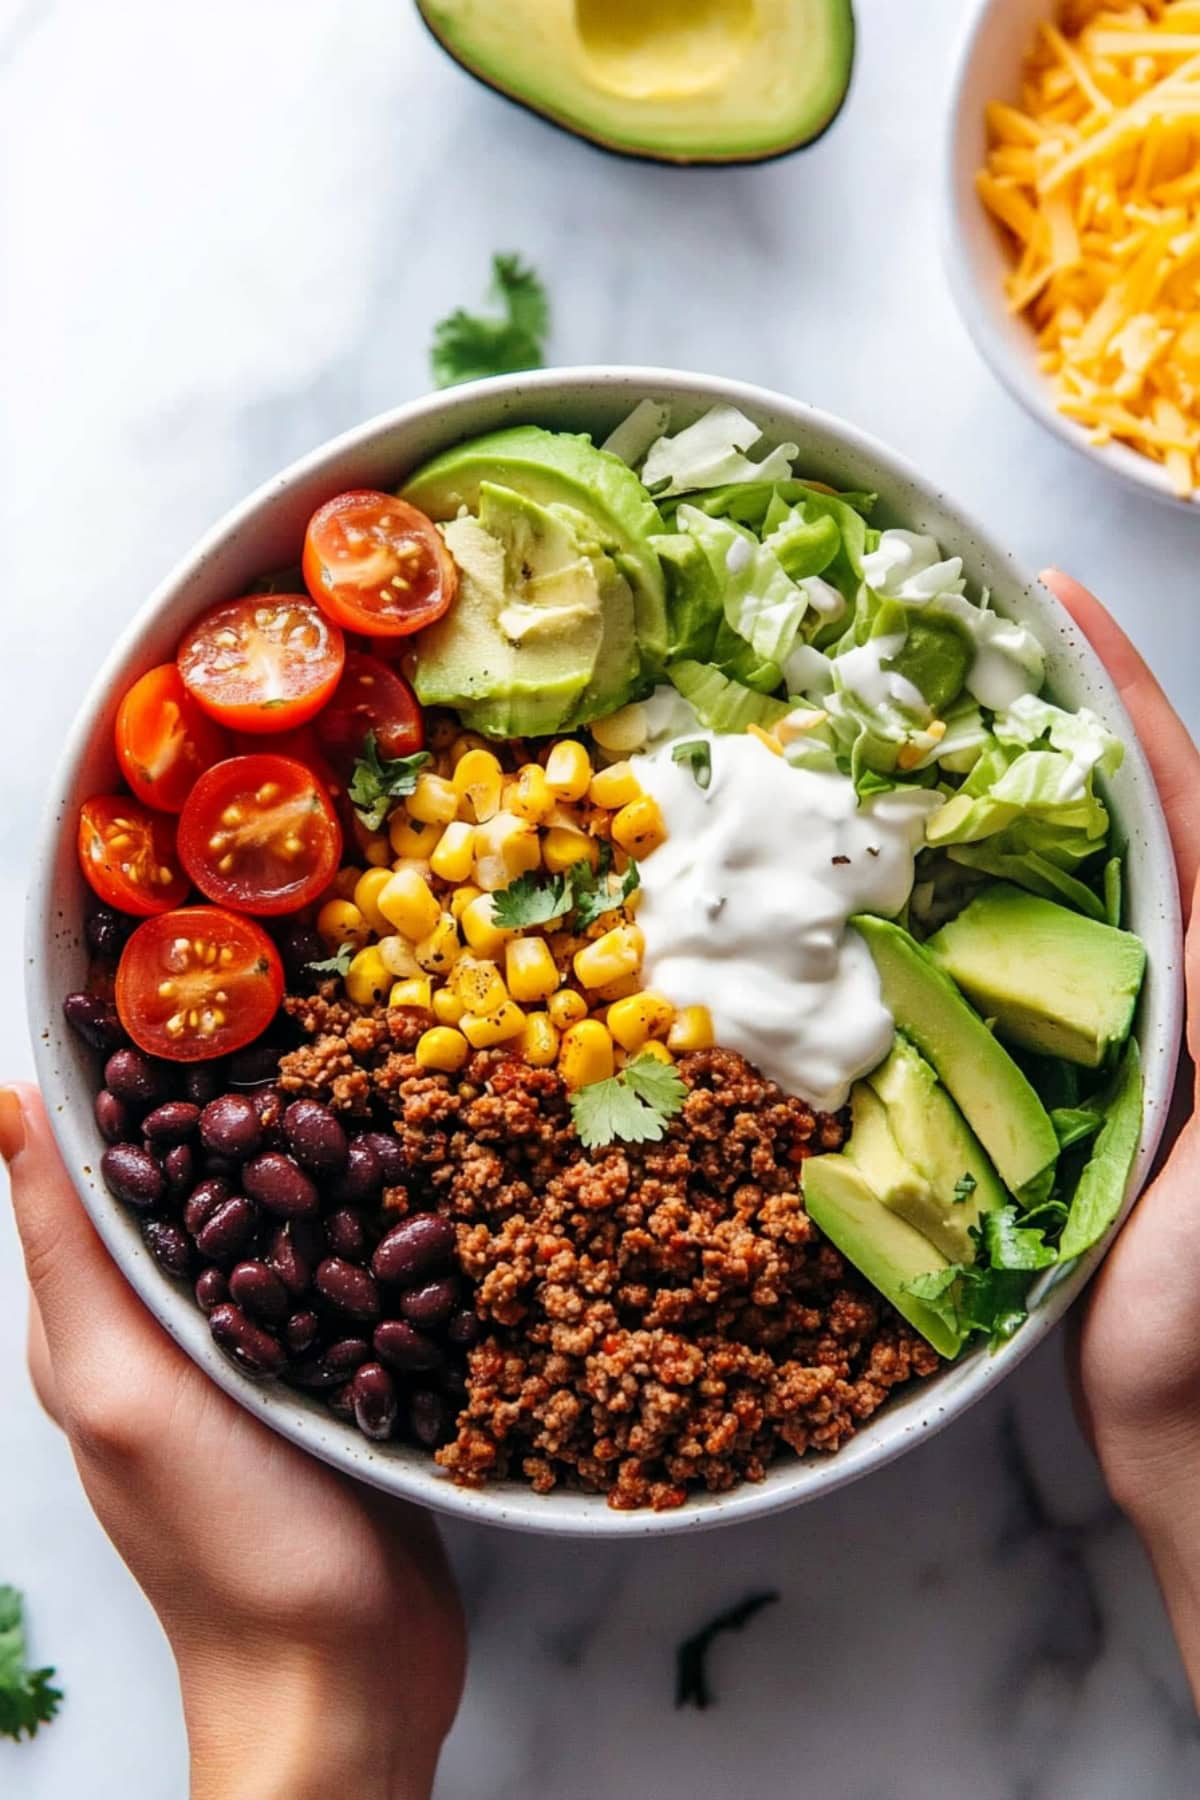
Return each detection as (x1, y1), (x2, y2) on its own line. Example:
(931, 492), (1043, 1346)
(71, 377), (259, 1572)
(314, 650), (424, 776)
(77, 796), (191, 916)
(302, 491), (456, 637)
(178, 755), (342, 916)
(115, 663), (232, 813)
(116, 905), (284, 1061)
(177, 596), (345, 733)
(232, 723), (342, 801)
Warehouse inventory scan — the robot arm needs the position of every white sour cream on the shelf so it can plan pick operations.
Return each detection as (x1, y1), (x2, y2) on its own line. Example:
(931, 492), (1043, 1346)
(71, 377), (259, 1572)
(633, 734), (940, 1112)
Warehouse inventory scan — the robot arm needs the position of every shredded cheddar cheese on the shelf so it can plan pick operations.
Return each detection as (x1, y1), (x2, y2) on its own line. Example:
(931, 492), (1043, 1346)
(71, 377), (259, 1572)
(978, 0), (1200, 495)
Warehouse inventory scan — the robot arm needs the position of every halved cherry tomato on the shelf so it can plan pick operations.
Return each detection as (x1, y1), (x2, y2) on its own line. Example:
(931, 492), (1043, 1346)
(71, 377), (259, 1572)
(116, 905), (284, 1061)
(177, 596), (345, 733)
(115, 664), (231, 813)
(232, 723), (342, 801)
(178, 755), (342, 916)
(314, 650), (424, 776)
(302, 491), (456, 637)
(77, 796), (191, 916)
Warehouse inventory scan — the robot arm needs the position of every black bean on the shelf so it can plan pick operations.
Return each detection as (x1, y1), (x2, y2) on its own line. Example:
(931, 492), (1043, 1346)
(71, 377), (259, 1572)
(289, 1216), (328, 1266)
(356, 1130), (409, 1190)
(94, 1088), (132, 1144)
(243, 1152), (318, 1218)
(324, 1336), (370, 1377)
(142, 1100), (201, 1145)
(267, 1223), (312, 1297)
(163, 1143), (195, 1196)
(284, 1310), (319, 1356)
(283, 1099), (348, 1173)
(409, 1388), (450, 1448)
(351, 1363), (397, 1441)
(104, 1047), (168, 1106)
(184, 1176), (231, 1237)
(315, 1258), (380, 1322)
(278, 921), (324, 986)
(209, 1303), (285, 1377)
(183, 1062), (225, 1106)
(227, 1042), (283, 1088)
(372, 1214), (455, 1286)
(373, 1318), (443, 1374)
(63, 992), (126, 1054)
(194, 1196), (258, 1263)
(325, 1209), (367, 1263)
(195, 1267), (229, 1314)
(101, 1144), (166, 1210)
(142, 1218), (192, 1281)
(250, 1085), (286, 1149)
(400, 1276), (460, 1332)
(328, 1137), (382, 1204)
(85, 906), (133, 961)
(199, 1093), (262, 1159)
(327, 1382), (355, 1420)
(446, 1307), (481, 1350)
(229, 1259), (290, 1325)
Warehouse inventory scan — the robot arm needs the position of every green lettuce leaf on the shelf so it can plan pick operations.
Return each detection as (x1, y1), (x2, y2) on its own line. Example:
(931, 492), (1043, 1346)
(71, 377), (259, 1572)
(675, 505), (809, 668)
(1059, 1041), (1144, 1260)
(641, 405), (798, 497)
(667, 661), (791, 733)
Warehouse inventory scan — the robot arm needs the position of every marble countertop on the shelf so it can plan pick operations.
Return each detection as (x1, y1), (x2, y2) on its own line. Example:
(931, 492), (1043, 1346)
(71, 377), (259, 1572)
(3, 0), (1200, 1792)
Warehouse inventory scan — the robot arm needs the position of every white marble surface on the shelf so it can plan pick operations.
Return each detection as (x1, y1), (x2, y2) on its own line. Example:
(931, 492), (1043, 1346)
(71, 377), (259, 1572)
(3, 0), (1200, 1793)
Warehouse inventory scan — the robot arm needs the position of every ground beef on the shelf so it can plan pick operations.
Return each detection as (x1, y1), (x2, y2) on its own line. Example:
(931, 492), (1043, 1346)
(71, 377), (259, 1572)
(279, 997), (942, 1511)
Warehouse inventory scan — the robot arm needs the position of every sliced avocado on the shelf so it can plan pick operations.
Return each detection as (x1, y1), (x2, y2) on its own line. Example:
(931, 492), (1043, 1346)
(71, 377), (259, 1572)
(653, 531), (722, 663)
(853, 915), (1059, 1204)
(925, 885), (1146, 1070)
(402, 425), (667, 671)
(803, 1156), (966, 1360)
(417, 0), (855, 168)
(872, 603), (972, 715)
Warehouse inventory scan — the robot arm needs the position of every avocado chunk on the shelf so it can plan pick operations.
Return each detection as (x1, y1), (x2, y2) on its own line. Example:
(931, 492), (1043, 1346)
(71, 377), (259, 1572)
(872, 602), (972, 715)
(402, 425), (667, 674)
(803, 1156), (967, 1360)
(924, 885), (1146, 1070)
(853, 916), (1059, 1205)
(417, 0), (855, 167)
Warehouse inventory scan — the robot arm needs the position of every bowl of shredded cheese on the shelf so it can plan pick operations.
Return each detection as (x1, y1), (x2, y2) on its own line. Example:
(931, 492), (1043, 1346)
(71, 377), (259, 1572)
(947, 0), (1200, 505)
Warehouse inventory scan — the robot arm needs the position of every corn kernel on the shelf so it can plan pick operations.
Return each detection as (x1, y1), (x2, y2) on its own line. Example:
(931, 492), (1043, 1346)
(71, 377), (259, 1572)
(345, 946), (391, 1006)
(389, 856), (433, 883)
(365, 837), (393, 867)
(415, 1026), (469, 1072)
(351, 814), (392, 864)
(453, 748), (503, 822)
(547, 987), (588, 1028)
(573, 924), (645, 990)
(433, 986), (466, 1026)
(520, 1012), (560, 1067)
(448, 732), (488, 770)
(431, 820), (476, 883)
(543, 826), (599, 873)
(388, 976), (432, 1011)
(378, 867), (441, 941)
(668, 1005), (714, 1052)
(461, 1001), (527, 1048)
(607, 991), (674, 1052)
(588, 761), (642, 809)
(505, 936), (561, 1002)
(545, 739), (592, 801)
(593, 972), (643, 1003)
(332, 866), (364, 902)
(407, 771), (459, 826)
(472, 811), (541, 892)
(449, 883), (484, 923)
(389, 811), (442, 860)
(633, 1039), (675, 1065)
(354, 867), (394, 935)
(459, 892), (513, 957)
(454, 957), (509, 1016)
(559, 1019), (615, 1089)
(511, 763), (555, 824)
(316, 898), (370, 952)
(415, 912), (460, 974)
(377, 934), (422, 978)
(612, 795), (667, 857)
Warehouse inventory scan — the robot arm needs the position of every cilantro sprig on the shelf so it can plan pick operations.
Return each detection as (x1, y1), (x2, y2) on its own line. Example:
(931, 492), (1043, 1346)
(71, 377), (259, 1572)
(570, 1053), (688, 1150)
(570, 845), (640, 929)
(347, 734), (431, 832)
(0, 1586), (62, 1743)
(490, 850), (640, 934)
(431, 254), (550, 389)
(306, 942), (355, 978)
(903, 1204), (1060, 1347)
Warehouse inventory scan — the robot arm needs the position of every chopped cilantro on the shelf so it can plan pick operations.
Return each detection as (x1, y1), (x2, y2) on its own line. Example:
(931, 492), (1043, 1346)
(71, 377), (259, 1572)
(952, 1172), (977, 1205)
(347, 733), (431, 832)
(491, 870), (571, 930)
(671, 738), (712, 791)
(570, 851), (640, 930)
(0, 1586), (62, 1743)
(902, 1203), (1060, 1348)
(570, 1052), (687, 1150)
(430, 254), (550, 389)
(306, 942), (355, 978)
(982, 1205), (1058, 1272)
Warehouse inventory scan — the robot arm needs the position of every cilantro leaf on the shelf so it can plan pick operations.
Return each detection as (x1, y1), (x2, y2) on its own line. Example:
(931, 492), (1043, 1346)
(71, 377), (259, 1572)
(982, 1205), (1058, 1272)
(0, 1586), (62, 1743)
(347, 733), (431, 832)
(306, 942), (355, 978)
(621, 1054), (688, 1115)
(952, 1172), (977, 1205)
(491, 870), (571, 930)
(671, 738), (712, 791)
(570, 854), (640, 930)
(570, 1051), (687, 1149)
(431, 254), (550, 389)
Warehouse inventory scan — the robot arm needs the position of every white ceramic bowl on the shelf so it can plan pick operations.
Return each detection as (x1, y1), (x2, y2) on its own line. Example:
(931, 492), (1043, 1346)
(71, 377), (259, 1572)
(27, 367), (1184, 1538)
(946, 0), (1196, 509)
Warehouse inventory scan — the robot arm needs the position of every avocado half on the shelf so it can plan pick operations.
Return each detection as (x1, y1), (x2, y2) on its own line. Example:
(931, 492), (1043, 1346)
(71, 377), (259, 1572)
(417, 0), (856, 167)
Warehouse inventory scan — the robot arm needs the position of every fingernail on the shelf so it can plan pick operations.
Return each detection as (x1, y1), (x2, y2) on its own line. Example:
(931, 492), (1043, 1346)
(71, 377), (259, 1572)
(0, 1088), (26, 1165)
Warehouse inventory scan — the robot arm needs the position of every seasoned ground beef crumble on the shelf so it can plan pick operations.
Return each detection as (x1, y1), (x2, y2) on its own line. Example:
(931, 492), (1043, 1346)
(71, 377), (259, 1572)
(280, 990), (941, 1511)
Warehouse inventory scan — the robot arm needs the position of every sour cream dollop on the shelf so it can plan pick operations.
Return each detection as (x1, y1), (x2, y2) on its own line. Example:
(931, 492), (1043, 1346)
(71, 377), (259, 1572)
(633, 734), (940, 1113)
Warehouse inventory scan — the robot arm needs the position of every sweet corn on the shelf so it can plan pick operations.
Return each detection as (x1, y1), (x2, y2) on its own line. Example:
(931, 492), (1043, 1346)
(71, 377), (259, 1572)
(354, 867), (394, 936)
(633, 1039), (675, 1066)
(511, 763), (555, 824)
(520, 1012), (560, 1067)
(454, 957), (509, 1016)
(431, 820), (476, 883)
(415, 1026), (469, 1072)
(448, 732), (488, 770)
(547, 987), (588, 1028)
(459, 892), (513, 957)
(389, 856), (433, 883)
(389, 811), (442, 860)
(461, 1001), (527, 1048)
(433, 986), (466, 1026)
(559, 1019), (615, 1089)
(364, 837), (393, 868)
(377, 934), (422, 979)
(505, 936), (560, 1002)
(612, 795), (667, 857)
(607, 991), (674, 1052)
(449, 882), (484, 923)
(331, 866), (364, 902)
(472, 811), (541, 892)
(593, 972), (643, 1003)
(378, 867), (441, 941)
(414, 912), (460, 975)
(453, 748), (503, 822)
(345, 946), (391, 1007)
(388, 976), (432, 1011)
(543, 826), (599, 873)
(668, 1005), (714, 1052)
(573, 924), (644, 990)
(316, 898), (370, 952)
(407, 771), (459, 826)
(588, 761), (642, 809)
(545, 739), (592, 801)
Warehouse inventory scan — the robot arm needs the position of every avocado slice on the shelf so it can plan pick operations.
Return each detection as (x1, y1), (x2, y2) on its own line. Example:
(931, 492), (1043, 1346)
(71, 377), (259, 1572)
(803, 1156), (967, 1360)
(417, 0), (855, 168)
(924, 885), (1146, 1070)
(853, 916), (1059, 1205)
(402, 425), (667, 673)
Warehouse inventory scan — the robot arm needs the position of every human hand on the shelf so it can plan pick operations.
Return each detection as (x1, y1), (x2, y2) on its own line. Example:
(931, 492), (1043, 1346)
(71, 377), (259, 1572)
(1, 1086), (465, 1800)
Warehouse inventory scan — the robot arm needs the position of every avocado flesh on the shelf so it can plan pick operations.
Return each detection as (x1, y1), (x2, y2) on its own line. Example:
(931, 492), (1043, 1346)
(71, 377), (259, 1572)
(853, 916), (1059, 1205)
(925, 885), (1147, 1070)
(402, 425), (667, 672)
(803, 1157), (966, 1360)
(417, 0), (855, 167)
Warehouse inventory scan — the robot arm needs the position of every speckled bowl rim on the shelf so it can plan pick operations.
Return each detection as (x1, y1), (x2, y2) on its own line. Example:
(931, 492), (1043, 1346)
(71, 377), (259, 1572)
(27, 366), (1184, 1538)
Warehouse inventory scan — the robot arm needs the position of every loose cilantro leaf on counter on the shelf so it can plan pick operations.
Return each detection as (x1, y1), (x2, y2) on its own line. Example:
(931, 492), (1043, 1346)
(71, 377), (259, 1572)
(306, 942), (355, 978)
(347, 734), (431, 832)
(952, 1172), (977, 1205)
(570, 1052), (687, 1149)
(431, 254), (550, 388)
(570, 850), (640, 930)
(671, 737), (712, 790)
(0, 1586), (62, 1743)
(492, 870), (571, 930)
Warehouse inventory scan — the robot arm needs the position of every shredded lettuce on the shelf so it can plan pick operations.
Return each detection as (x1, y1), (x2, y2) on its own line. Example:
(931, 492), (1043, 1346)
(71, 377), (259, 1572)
(674, 505), (809, 668)
(600, 399), (671, 467)
(641, 405), (798, 497)
(667, 661), (791, 733)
